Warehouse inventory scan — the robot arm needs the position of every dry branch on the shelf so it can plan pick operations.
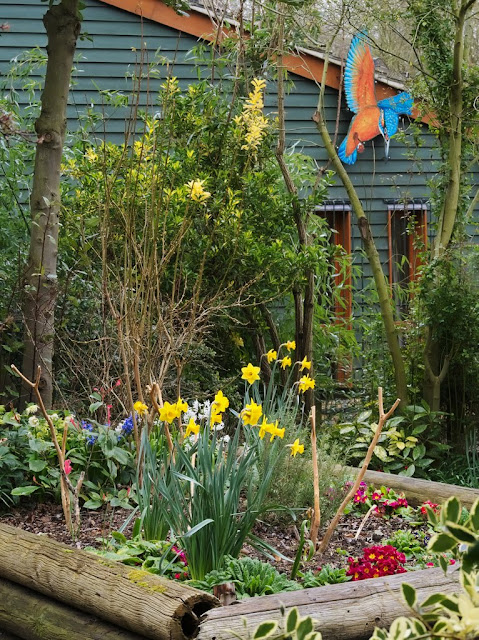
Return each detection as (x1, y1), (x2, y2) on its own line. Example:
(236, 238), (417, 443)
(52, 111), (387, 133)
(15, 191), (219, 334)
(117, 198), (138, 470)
(11, 364), (84, 536)
(317, 387), (400, 554)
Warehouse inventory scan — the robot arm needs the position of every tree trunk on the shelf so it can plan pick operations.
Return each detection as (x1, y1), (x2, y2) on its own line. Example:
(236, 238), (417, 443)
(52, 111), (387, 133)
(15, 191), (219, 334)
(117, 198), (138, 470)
(424, 2), (471, 414)
(313, 111), (409, 406)
(0, 523), (218, 640)
(198, 566), (459, 640)
(21, 0), (82, 408)
(0, 576), (144, 640)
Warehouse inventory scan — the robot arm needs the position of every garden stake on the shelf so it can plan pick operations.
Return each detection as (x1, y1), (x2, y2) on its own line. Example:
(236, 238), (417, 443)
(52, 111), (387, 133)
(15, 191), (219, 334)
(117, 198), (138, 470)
(11, 365), (85, 539)
(317, 387), (400, 554)
(354, 504), (376, 540)
(310, 405), (321, 547)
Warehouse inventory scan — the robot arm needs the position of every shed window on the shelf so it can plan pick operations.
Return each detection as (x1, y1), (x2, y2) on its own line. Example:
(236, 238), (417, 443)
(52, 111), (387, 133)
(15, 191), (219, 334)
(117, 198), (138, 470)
(316, 201), (352, 382)
(387, 202), (428, 317)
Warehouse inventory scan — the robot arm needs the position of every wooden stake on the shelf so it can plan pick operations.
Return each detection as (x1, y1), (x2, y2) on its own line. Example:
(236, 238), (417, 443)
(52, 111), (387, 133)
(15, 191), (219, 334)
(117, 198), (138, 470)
(309, 405), (321, 547)
(317, 387), (400, 554)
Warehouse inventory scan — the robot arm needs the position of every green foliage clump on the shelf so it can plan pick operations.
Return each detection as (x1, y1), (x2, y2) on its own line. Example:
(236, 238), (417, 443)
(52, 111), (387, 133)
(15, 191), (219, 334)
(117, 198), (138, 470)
(335, 404), (448, 477)
(87, 533), (189, 581)
(0, 404), (135, 509)
(188, 555), (301, 599)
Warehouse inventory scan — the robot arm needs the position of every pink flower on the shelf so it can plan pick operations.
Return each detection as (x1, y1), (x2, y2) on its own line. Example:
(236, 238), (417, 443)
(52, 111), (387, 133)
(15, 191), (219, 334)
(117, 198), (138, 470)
(64, 459), (72, 475)
(426, 562), (434, 567)
(106, 404), (113, 426)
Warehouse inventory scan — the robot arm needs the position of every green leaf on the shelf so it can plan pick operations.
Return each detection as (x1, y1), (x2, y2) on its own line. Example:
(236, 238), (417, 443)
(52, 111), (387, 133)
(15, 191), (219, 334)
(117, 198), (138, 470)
(28, 459), (47, 472)
(421, 593), (447, 608)
(428, 533), (458, 553)
(111, 531), (127, 544)
(401, 583), (416, 608)
(443, 496), (461, 524)
(253, 622), (278, 638)
(296, 617), (314, 640)
(182, 519), (214, 537)
(412, 444), (426, 460)
(89, 401), (103, 413)
(286, 607), (299, 632)
(469, 498), (479, 530)
(373, 445), (388, 462)
(445, 521), (476, 544)
(398, 464), (415, 477)
(82, 499), (103, 509)
(11, 485), (39, 496)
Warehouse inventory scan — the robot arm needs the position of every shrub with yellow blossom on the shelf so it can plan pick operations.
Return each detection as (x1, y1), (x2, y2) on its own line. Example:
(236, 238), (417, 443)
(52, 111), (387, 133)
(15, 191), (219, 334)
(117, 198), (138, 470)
(234, 78), (270, 153)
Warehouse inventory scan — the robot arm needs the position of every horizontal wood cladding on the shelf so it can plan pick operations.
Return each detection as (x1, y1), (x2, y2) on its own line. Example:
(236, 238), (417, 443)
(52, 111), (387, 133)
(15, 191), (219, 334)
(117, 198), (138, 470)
(1, 0), (476, 273)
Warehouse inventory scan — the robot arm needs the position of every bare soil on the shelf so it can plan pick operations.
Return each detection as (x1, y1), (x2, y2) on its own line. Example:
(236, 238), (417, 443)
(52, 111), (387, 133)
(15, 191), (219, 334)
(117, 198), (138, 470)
(0, 501), (425, 575)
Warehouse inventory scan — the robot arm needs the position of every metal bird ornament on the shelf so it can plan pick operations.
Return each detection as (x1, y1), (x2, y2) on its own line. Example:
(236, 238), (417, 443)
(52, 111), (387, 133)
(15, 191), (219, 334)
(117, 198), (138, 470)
(338, 34), (413, 165)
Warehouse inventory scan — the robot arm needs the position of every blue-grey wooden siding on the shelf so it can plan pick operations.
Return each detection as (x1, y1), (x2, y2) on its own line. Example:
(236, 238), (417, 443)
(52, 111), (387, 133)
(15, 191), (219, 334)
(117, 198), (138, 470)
(0, 0), (477, 287)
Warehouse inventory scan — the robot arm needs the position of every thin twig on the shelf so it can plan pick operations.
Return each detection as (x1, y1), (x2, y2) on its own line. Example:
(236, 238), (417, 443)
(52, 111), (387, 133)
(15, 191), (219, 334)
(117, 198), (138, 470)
(317, 387), (400, 554)
(11, 364), (85, 538)
(310, 405), (321, 547)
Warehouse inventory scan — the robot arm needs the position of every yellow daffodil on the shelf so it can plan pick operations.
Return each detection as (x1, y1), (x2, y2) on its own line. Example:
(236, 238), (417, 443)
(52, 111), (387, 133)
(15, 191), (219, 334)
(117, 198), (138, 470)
(268, 421), (285, 442)
(185, 418), (200, 438)
(265, 349), (277, 363)
(210, 409), (223, 428)
(159, 401), (179, 424)
(280, 356), (292, 369)
(258, 417), (273, 440)
(213, 390), (229, 413)
(241, 363), (261, 384)
(285, 340), (296, 351)
(298, 375), (316, 393)
(241, 401), (262, 426)
(231, 333), (244, 347)
(299, 356), (312, 371)
(288, 439), (304, 457)
(176, 397), (188, 414)
(133, 401), (148, 417)
(186, 179), (211, 203)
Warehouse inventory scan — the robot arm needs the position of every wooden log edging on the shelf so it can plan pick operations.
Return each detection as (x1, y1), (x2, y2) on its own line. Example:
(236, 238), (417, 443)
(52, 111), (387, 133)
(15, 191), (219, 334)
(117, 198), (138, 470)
(198, 566), (460, 640)
(339, 466), (479, 508)
(0, 576), (145, 640)
(0, 524), (219, 640)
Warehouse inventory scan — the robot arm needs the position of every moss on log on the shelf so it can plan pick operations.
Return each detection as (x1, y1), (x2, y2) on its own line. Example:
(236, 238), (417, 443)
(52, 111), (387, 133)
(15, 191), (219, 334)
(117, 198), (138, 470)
(198, 567), (460, 640)
(0, 524), (218, 640)
(0, 576), (145, 640)
(340, 466), (479, 508)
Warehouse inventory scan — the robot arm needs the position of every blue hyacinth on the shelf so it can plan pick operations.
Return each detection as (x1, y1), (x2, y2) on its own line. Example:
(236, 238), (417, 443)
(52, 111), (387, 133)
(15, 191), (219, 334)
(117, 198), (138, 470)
(122, 415), (134, 436)
(81, 420), (97, 445)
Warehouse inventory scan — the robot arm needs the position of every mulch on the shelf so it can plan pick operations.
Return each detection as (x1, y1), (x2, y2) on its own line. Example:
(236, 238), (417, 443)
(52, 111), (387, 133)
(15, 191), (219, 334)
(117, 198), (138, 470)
(0, 501), (425, 575)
